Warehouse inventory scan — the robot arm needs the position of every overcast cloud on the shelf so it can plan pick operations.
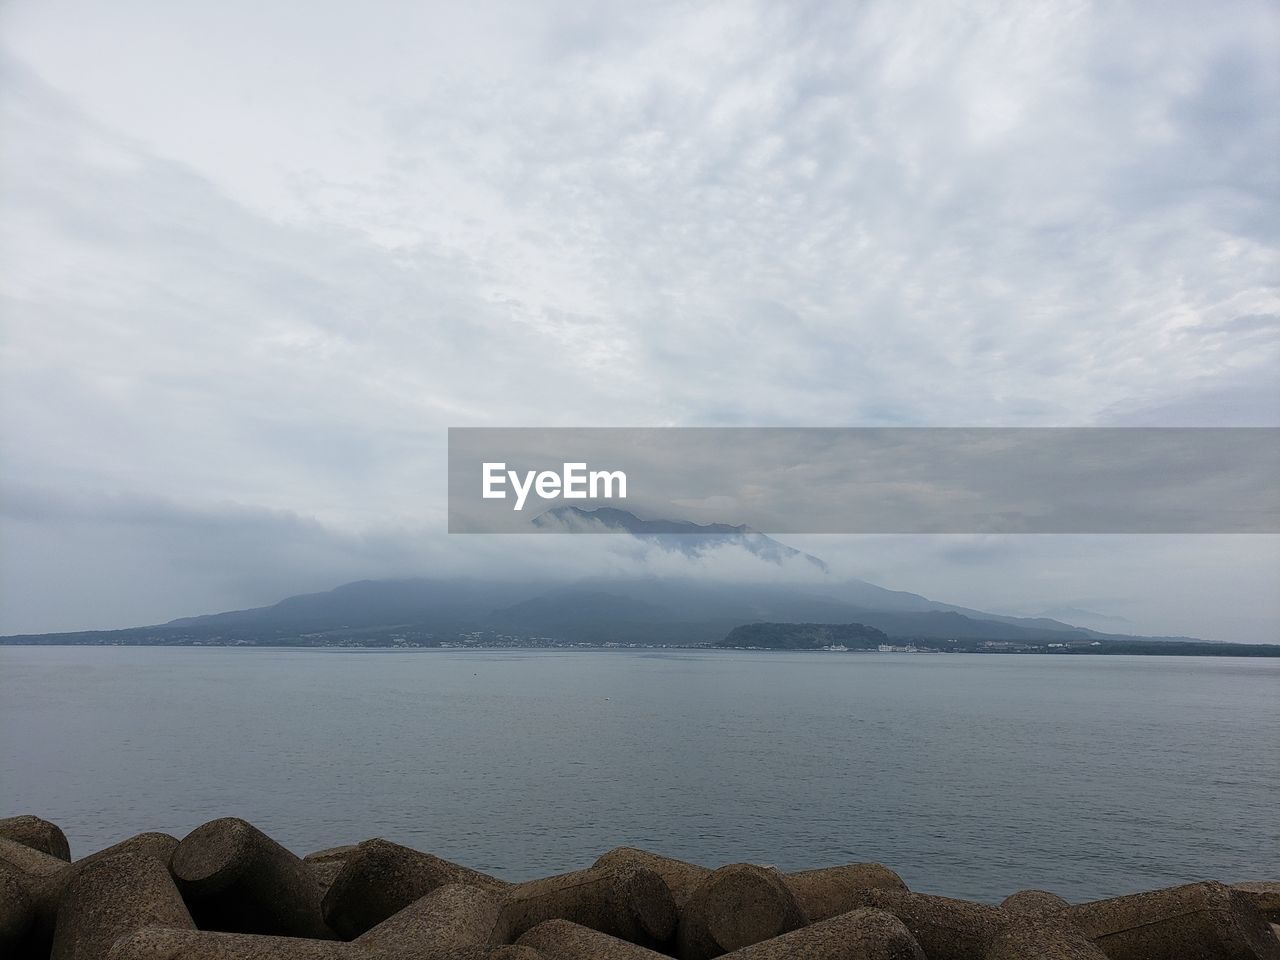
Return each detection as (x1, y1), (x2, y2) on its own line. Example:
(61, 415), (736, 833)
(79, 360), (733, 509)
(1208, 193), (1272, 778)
(1, 0), (1277, 639)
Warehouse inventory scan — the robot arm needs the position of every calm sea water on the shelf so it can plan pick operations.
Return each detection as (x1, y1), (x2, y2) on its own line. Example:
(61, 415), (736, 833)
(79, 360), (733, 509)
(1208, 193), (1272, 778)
(1, 647), (1276, 903)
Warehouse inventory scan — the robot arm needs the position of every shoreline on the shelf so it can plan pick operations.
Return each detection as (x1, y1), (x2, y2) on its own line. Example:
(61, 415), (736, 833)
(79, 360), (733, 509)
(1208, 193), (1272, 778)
(3, 640), (1279, 657)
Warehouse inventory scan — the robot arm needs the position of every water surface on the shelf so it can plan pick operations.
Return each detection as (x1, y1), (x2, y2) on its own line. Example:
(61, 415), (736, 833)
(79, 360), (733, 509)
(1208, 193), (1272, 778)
(1, 646), (1275, 902)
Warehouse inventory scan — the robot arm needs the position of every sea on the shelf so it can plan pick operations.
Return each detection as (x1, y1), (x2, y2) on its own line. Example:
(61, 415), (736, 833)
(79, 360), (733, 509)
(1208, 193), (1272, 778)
(1, 646), (1276, 903)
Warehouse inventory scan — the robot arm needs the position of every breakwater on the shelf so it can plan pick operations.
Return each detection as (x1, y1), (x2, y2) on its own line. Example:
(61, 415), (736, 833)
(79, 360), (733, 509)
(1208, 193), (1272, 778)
(2, 815), (1277, 960)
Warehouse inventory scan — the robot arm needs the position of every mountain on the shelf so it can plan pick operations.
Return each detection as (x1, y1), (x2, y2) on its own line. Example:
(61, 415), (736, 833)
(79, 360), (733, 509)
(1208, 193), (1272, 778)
(1035, 606), (1132, 629)
(0, 574), (1218, 649)
(0, 509), (1226, 649)
(529, 508), (1128, 636)
(532, 506), (829, 571)
(166, 578), (540, 631)
(486, 579), (1098, 641)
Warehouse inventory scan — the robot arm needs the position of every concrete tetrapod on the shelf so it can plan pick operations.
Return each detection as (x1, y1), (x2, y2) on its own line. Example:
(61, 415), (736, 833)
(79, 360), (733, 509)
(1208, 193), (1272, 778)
(1, 863), (35, 955)
(50, 853), (193, 960)
(304, 846), (359, 900)
(0, 836), (65, 879)
(860, 889), (1010, 960)
(593, 848), (908, 921)
(516, 908), (925, 960)
(865, 889), (1111, 960)
(869, 883), (1280, 960)
(0, 816), (72, 861)
(784, 864), (910, 921)
(1001, 890), (1072, 918)
(984, 918), (1110, 960)
(110, 883), (506, 960)
(109, 929), (348, 960)
(0, 833), (179, 956)
(358, 883), (503, 959)
(1233, 883), (1280, 924)
(491, 864), (676, 948)
(515, 919), (671, 959)
(1068, 881), (1280, 960)
(170, 818), (332, 939)
(593, 849), (712, 910)
(720, 907), (925, 960)
(322, 839), (510, 939)
(676, 863), (809, 960)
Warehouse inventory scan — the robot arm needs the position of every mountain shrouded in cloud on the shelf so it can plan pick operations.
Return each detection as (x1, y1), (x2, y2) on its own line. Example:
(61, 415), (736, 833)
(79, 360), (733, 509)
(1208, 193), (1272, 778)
(0, 514), (1256, 650)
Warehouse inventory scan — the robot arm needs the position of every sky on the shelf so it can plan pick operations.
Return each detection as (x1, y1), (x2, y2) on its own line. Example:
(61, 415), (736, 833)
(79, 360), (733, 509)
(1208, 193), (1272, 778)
(1, 0), (1277, 640)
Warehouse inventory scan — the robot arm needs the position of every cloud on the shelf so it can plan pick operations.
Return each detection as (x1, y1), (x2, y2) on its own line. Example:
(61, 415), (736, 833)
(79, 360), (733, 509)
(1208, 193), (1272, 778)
(1, 1), (1278, 636)
(0, 481), (840, 633)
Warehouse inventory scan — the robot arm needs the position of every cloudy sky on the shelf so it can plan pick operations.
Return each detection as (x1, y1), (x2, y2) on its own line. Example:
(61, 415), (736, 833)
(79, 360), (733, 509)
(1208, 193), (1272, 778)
(1, 0), (1277, 640)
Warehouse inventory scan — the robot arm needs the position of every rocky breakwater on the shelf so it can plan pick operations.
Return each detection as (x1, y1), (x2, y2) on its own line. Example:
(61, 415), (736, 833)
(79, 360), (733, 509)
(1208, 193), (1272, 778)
(1, 815), (1277, 960)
